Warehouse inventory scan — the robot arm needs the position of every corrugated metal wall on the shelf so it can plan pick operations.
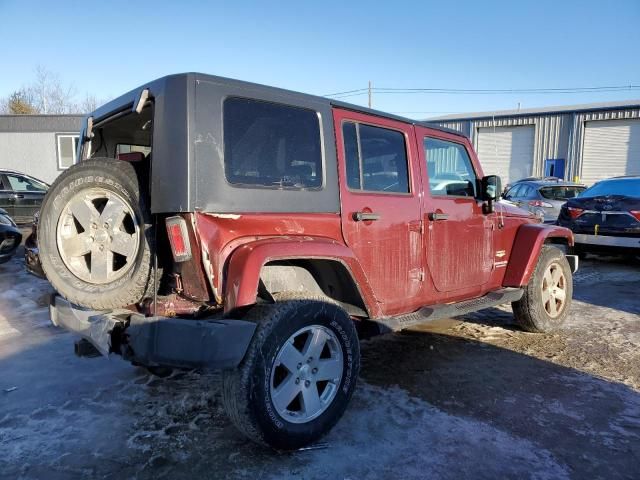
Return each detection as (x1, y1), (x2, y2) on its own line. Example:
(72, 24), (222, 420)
(567, 108), (640, 181)
(434, 106), (640, 183)
(436, 115), (570, 178)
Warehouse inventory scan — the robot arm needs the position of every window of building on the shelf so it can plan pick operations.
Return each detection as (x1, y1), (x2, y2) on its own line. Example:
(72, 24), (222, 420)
(223, 97), (322, 189)
(424, 137), (477, 197)
(56, 134), (80, 169)
(342, 121), (410, 193)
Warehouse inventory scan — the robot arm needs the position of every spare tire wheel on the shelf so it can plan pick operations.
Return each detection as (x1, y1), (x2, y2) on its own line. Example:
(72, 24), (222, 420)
(39, 158), (157, 310)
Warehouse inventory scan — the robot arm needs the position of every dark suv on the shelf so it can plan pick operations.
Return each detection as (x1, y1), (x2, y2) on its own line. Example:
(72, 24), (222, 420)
(0, 170), (48, 225)
(40, 73), (577, 450)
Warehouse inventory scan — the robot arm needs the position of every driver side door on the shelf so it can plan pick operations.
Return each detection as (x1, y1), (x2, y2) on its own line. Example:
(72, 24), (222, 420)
(416, 128), (494, 297)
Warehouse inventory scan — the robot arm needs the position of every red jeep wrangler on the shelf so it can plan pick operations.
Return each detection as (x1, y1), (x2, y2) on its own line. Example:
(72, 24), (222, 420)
(40, 73), (577, 450)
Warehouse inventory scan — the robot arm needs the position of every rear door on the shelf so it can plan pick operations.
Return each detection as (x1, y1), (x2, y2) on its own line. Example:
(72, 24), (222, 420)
(416, 127), (494, 296)
(334, 109), (423, 315)
(0, 175), (15, 217)
(3, 173), (47, 224)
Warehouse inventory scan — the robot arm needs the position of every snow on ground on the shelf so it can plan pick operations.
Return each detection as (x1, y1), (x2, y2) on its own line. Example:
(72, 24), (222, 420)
(1, 250), (639, 479)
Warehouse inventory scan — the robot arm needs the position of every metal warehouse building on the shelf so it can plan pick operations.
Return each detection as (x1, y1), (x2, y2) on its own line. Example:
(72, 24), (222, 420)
(429, 100), (640, 186)
(0, 115), (84, 184)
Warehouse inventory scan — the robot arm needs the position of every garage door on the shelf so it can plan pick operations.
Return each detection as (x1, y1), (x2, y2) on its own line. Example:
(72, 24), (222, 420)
(476, 125), (535, 185)
(581, 119), (640, 186)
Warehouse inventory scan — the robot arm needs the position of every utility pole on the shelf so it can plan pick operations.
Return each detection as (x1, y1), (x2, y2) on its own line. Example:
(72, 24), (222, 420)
(368, 80), (372, 108)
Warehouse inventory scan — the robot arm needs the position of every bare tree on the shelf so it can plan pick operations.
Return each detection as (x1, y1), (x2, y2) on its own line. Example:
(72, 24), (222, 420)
(28, 66), (77, 114)
(76, 93), (101, 113)
(1, 66), (106, 115)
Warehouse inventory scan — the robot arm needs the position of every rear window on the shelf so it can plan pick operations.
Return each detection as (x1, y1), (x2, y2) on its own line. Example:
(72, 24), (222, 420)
(342, 121), (409, 194)
(539, 185), (585, 200)
(580, 179), (640, 198)
(224, 97), (322, 189)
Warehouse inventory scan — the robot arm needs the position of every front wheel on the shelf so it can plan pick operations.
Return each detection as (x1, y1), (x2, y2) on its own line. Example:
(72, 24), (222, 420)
(222, 295), (360, 450)
(512, 245), (573, 333)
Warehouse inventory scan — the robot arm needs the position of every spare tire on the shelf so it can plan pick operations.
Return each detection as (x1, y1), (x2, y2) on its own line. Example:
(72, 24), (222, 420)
(39, 158), (157, 310)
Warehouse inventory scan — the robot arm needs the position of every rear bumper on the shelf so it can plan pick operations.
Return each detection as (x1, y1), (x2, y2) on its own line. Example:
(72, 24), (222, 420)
(49, 295), (256, 370)
(574, 234), (640, 249)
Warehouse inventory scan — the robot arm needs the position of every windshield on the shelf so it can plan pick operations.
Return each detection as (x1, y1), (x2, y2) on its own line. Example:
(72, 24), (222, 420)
(539, 185), (585, 200)
(580, 178), (640, 198)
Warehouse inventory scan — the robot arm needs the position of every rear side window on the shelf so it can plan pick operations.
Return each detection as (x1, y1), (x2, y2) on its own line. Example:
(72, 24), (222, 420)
(224, 97), (322, 189)
(520, 185), (537, 199)
(342, 121), (409, 193)
(539, 186), (586, 200)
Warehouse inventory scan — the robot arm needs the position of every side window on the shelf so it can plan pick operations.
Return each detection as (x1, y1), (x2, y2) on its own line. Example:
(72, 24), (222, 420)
(505, 184), (522, 199)
(342, 121), (409, 194)
(424, 138), (477, 197)
(56, 134), (80, 169)
(343, 122), (361, 189)
(524, 186), (539, 199)
(5, 174), (47, 192)
(224, 97), (322, 189)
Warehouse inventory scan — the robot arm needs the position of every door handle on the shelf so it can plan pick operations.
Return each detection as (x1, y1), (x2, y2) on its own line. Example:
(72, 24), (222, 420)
(428, 212), (449, 221)
(353, 211), (381, 222)
(12, 194), (24, 199)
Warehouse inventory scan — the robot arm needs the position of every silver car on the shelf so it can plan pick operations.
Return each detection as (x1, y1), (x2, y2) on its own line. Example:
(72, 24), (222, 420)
(502, 179), (586, 223)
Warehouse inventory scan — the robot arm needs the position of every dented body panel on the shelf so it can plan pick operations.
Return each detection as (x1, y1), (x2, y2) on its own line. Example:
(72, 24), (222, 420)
(223, 237), (381, 317)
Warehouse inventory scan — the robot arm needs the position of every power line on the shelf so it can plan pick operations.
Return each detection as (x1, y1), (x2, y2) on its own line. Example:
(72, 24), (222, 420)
(324, 84), (640, 98)
(323, 88), (369, 97)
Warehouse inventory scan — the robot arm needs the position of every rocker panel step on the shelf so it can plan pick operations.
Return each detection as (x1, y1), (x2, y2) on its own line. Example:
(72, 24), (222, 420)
(377, 288), (524, 332)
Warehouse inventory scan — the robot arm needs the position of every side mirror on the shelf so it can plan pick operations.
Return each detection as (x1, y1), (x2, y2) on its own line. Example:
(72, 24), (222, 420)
(481, 175), (502, 201)
(481, 175), (502, 213)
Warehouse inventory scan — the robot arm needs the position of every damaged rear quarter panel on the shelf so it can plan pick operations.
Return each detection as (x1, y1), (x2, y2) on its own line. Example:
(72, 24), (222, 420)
(192, 212), (379, 315)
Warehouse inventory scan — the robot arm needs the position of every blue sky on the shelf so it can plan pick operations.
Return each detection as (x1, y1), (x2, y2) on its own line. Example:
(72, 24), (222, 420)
(1, 0), (639, 118)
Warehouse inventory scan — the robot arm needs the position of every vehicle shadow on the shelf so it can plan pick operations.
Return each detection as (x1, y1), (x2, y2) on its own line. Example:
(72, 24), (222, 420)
(360, 328), (640, 480)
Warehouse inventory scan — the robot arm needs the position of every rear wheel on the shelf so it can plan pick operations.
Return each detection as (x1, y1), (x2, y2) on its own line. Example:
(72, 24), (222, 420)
(39, 158), (157, 310)
(512, 245), (573, 333)
(222, 294), (360, 450)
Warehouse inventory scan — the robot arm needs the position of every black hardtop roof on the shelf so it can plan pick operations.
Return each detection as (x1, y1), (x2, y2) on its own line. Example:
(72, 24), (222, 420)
(91, 72), (467, 139)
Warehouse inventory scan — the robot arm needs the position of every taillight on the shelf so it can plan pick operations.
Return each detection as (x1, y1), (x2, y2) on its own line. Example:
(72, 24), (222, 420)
(630, 210), (640, 222)
(529, 200), (553, 208)
(165, 216), (192, 262)
(567, 207), (584, 219)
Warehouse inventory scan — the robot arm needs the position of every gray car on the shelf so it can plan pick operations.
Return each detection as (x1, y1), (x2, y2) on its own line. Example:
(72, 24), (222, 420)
(502, 179), (586, 223)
